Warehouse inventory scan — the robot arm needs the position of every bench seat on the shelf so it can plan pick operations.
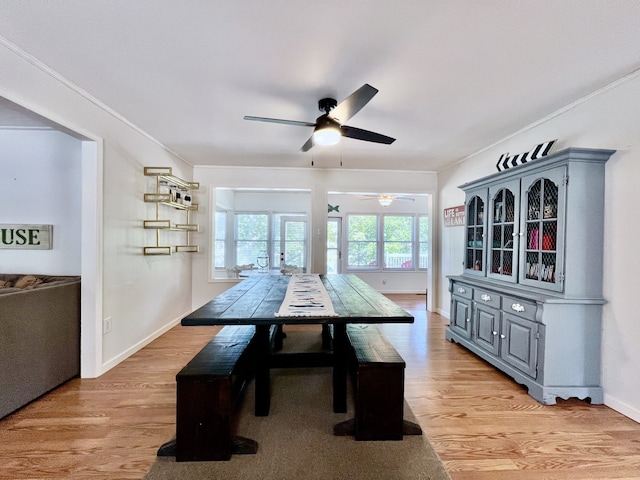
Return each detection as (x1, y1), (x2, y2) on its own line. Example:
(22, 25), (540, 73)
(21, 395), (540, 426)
(335, 324), (422, 441)
(158, 325), (259, 462)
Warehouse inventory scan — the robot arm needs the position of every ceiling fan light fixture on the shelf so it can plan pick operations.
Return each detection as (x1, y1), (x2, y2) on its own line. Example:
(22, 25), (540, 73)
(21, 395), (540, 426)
(378, 194), (394, 207)
(243, 85), (395, 152)
(312, 125), (341, 146)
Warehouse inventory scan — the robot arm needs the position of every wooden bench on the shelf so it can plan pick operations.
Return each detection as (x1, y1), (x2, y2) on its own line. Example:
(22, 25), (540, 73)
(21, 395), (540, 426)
(157, 325), (263, 461)
(335, 324), (422, 441)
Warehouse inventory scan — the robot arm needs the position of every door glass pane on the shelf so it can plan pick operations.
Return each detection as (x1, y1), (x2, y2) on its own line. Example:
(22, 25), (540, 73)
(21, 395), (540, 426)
(466, 196), (484, 272)
(525, 179), (558, 284)
(490, 188), (515, 277)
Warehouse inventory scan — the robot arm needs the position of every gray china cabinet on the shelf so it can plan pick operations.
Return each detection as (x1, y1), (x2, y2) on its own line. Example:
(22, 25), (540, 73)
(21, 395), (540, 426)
(446, 147), (615, 404)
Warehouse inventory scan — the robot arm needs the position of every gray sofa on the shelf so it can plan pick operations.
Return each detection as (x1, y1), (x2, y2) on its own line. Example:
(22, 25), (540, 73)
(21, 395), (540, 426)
(0, 274), (81, 419)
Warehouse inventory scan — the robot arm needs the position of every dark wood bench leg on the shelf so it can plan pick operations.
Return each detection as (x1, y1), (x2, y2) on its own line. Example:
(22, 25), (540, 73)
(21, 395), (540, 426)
(164, 373), (258, 461)
(332, 323), (347, 413)
(355, 364), (405, 440)
(334, 325), (423, 441)
(255, 325), (271, 416)
(334, 363), (417, 440)
(175, 376), (236, 461)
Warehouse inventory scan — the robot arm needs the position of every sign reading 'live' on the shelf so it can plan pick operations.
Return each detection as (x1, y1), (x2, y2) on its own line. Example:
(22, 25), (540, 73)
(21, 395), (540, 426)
(0, 224), (52, 249)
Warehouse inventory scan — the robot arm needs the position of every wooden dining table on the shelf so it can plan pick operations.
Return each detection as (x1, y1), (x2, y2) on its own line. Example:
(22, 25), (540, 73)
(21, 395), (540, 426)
(182, 273), (414, 416)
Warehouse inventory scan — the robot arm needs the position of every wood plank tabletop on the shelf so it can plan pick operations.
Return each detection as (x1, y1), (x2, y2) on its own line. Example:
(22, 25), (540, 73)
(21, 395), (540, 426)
(182, 274), (414, 326)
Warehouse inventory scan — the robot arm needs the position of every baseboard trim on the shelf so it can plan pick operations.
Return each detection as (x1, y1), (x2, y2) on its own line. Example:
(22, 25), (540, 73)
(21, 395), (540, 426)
(603, 394), (640, 424)
(99, 314), (184, 375)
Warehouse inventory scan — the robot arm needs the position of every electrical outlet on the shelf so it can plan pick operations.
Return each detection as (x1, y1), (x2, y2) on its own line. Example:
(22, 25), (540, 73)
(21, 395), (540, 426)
(103, 317), (112, 335)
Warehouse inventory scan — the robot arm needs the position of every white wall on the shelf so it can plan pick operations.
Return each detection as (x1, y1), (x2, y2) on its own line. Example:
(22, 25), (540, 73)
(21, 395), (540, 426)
(192, 166), (437, 309)
(0, 130), (82, 274)
(0, 38), (196, 377)
(436, 72), (640, 422)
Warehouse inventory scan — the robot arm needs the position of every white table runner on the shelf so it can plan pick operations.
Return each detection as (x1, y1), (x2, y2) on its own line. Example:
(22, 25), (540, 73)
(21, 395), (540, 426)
(274, 274), (338, 317)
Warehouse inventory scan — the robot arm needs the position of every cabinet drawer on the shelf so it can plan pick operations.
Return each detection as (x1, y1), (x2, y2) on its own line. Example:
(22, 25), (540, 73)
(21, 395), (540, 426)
(473, 288), (501, 309)
(452, 282), (472, 300)
(502, 296), (537, 321)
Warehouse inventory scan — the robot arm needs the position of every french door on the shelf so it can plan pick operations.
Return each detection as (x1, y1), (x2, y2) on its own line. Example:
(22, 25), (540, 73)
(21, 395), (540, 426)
(279, 216), (308, 270)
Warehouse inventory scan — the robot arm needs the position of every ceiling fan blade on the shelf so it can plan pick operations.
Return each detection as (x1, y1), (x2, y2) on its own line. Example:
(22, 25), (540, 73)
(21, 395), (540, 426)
(244, 116), (316, 127)
(396, 196), (415, 202)
(340, 125), (396, 144)
(328, 84), (378, 123)
(300, 136), (315, 152)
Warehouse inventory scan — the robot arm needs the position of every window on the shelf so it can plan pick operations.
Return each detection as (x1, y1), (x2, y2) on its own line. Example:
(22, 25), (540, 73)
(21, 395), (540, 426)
(214, 211), (227, 268)
(347, 215), (378, 269)
(345, 214), (429, 271)
(418, 215), (429, 269)
(213, 210), (309, 276)
(235, 213), (269, 265)
(383, 215), (414, 270)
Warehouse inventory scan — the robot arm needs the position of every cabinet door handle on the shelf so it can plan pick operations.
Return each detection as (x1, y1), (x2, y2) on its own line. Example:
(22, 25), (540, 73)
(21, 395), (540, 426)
(511, 303), (525, 312)
(466, 318), (470, 323)
(492, 331), (498, 336)
(481, 294), (491, 302)
(500, 334), (506, 339)
(457, 287), (466, 294)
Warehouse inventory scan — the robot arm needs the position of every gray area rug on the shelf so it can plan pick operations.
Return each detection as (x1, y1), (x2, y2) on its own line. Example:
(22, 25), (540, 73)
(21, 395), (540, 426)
(145, 329), (450, 480)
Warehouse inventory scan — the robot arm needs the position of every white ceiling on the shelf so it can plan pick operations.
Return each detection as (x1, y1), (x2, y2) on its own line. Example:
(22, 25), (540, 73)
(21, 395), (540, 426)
(1, 1), (640, 171)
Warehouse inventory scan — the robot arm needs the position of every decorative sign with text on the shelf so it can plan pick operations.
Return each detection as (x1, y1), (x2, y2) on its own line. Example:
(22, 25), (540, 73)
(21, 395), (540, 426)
(443, 206), (465, 227)
(0, 224), (52, 249)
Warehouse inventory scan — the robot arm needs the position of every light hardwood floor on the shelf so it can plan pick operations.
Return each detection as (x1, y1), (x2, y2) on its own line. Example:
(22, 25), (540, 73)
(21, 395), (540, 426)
(1, 294), (639, 479)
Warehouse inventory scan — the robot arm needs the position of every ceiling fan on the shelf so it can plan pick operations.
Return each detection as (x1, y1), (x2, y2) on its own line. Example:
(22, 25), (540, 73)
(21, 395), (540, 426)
(243, 84), (396, 152)
(362, 194), (415, 207)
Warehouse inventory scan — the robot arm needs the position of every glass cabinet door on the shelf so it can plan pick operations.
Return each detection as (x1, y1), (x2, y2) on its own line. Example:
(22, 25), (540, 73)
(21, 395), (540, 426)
(488, 180), (520, 282)
(465, 190), (487, 275)
(519, 167), (566, 292)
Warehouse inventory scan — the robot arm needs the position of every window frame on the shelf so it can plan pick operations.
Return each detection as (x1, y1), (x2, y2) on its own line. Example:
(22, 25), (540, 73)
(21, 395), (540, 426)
(212, 210), (310, 277)
(213, 210), (228, 270)
(345, 214), (379, 270)
(234, 211), (270, 267)
(418, 214), (429, 271)
(344, 213), (429, 272)
(382, 213), (416, 271)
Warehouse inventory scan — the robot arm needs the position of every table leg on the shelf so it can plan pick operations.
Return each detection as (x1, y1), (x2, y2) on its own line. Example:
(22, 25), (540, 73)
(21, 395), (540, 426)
(274, 324), (285, 351)
(321, 324), (332, 350)
(254, 325), (271, 416)
(332, 323), (347, 413)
